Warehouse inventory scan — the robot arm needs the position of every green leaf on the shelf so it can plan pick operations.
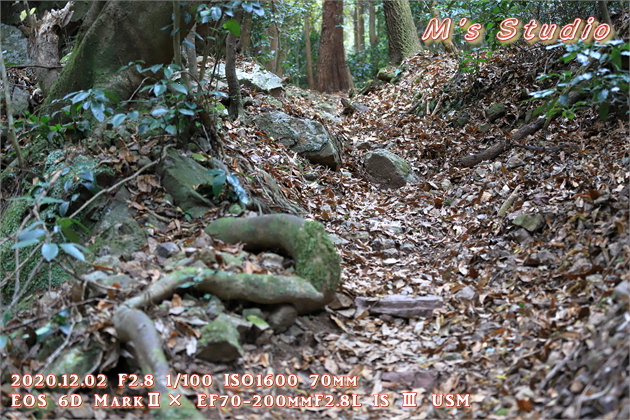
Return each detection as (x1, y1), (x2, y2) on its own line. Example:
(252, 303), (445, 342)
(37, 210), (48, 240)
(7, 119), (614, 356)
(0, 335), (7, 351)
(153, 84), (167, 96)
(227, 174), (249, 205)
(150, 64), (163, 73)
(223, 19), (241, 36)
(39, 197), (66, 205)
(42, 243), (59, 261)
(71, 91), (90, 104)
(11, 238), (41, 249)
(112, 113), (128, 127)
(171, 83), (188, 95)
(213, 173), (227, 197)
(178, 108), (195, 116)
(35, 325), (55, 341)
(151, 107), (169, 117)
(165, 125), (177, 135)
(210, 6), (222, 20)
(17, 228), (47, 243)
(60, 243), (86, 261)
(79, 169), (95, 183)
(191, 153), (207, 162)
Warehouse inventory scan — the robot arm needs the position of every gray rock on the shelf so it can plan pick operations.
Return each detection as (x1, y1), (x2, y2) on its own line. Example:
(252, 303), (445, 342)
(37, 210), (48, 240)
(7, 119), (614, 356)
(513, 214), (545, 232)
(156, 242), (180, 258)
(196, 314), (243, 362)
(613, 281), (629, 302)
(0, 24), (31, 65)
(512, 228), (532, 244)
(254, 111), (342, 169)
(372, 238), (396, 250)
(364, 149), (414, 189)
(158, 149), (216, 217)
(486, 103), (506, 122)
(268, 305), (298, 333)
(478, 123), (492, 133)
(456, 286), (478, 302)
(506, 156), (526, 170)
(453, 112), (470, 127)
(215, 62), (284, 96)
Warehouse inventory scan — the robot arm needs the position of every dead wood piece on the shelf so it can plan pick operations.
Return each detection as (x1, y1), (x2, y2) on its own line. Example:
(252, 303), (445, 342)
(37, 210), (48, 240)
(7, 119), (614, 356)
(355, 295), (443, 318)
(28, 2), (74, 95)
(341, 98), (370, 115)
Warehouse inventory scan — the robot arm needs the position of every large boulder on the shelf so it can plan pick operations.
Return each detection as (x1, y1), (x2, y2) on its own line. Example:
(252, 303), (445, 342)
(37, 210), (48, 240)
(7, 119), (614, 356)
(1, 24), (31, 65)
(254, 111), (342, 170)
(364, 149), (414, 189)
(216, 62), (284, 96)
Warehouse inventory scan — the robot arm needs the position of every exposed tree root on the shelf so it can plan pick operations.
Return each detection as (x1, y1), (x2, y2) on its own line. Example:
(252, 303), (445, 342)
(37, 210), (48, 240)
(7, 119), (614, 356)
(113, 306), (205, 419)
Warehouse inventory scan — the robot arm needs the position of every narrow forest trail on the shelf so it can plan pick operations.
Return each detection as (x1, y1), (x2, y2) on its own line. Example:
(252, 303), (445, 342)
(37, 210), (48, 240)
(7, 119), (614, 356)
(223, 47), (628, 418)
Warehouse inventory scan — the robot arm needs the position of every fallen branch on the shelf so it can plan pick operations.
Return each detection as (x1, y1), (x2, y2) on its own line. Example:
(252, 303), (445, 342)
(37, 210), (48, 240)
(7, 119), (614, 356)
(459, 91), (585, 167)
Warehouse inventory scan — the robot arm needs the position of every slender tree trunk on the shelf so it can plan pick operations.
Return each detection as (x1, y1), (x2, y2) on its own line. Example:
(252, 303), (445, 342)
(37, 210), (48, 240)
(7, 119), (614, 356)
(239, 12), (253, 54)
(430, 0), (457, 54)
(382, 0), (421, 65)
(304, 12), (315, 89)
(226, 31), (242, 121)
(354, 0), (365, 52)
(316, 0), (353, 93)
(266, 22), (279, 73)
(369, 1), (378, 47)
(359, 1), (365, 50)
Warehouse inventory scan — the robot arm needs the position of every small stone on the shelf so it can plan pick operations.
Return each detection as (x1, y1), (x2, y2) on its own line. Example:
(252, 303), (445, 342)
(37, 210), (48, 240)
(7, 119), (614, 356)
(303, 172), (318, 181)
(400, 242), (415, 253)
(613, 281), (630, 302)
(512, 228), (532, 244)
(513, 214), (545, 232)
(197, 248), (217, 266)
(156, 242), (179, 258)
(268, 305), (298, 333)
(372, 238), (396, 251)
(506, 156), (526, 170)
(441, 179), (452, 190)
(356, 141), (372, 150)
(456, 285), (478, 302)
(478, 123), (492, 133)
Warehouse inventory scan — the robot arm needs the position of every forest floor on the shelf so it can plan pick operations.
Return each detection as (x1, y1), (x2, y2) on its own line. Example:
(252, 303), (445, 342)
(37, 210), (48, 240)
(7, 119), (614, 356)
(2, 44), (629, 419)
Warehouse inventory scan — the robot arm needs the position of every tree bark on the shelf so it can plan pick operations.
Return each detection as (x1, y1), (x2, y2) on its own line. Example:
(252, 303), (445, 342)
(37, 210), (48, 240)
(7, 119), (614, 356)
(43, 1), (192, 112)
(315, 0), (353, 93)
(369, 1), (378, 47)
(225, 31), (243, 121)
(304, 12), (315, 89)
(238, 11), (253, 54)
(354, 0), (365, 52)
(382, 0), (422, 65)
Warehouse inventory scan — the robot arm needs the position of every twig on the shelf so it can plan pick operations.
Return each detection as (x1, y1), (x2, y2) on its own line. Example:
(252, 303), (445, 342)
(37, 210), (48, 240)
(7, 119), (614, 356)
(38, 320), (76, 375)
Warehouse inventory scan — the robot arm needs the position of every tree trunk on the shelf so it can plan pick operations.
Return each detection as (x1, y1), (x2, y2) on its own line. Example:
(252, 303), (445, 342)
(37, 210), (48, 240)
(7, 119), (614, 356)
(304, 12), (315, 89)
(354, 0), (365, 52)
(430, 0), (457, 54)
(226, 31), (242, 121)
(369, 1), (378, 47)
(238, 11), (253, 54)
(315, 0), (353, 93)
(43, 1), (192, 112)
(382, 0), (422, 65)
(266, 22), (279, 74)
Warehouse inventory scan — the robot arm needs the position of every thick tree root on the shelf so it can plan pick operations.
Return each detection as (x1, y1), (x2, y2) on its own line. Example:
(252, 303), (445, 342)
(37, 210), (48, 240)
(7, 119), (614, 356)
(205, 214), (341, 313)
(113, 306), (204, 419)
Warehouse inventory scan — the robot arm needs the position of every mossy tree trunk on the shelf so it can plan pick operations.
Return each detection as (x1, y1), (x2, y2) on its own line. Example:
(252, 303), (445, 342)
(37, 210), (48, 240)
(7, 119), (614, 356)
(43, 1), (193, 114)
(382, 0), (422, 65)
